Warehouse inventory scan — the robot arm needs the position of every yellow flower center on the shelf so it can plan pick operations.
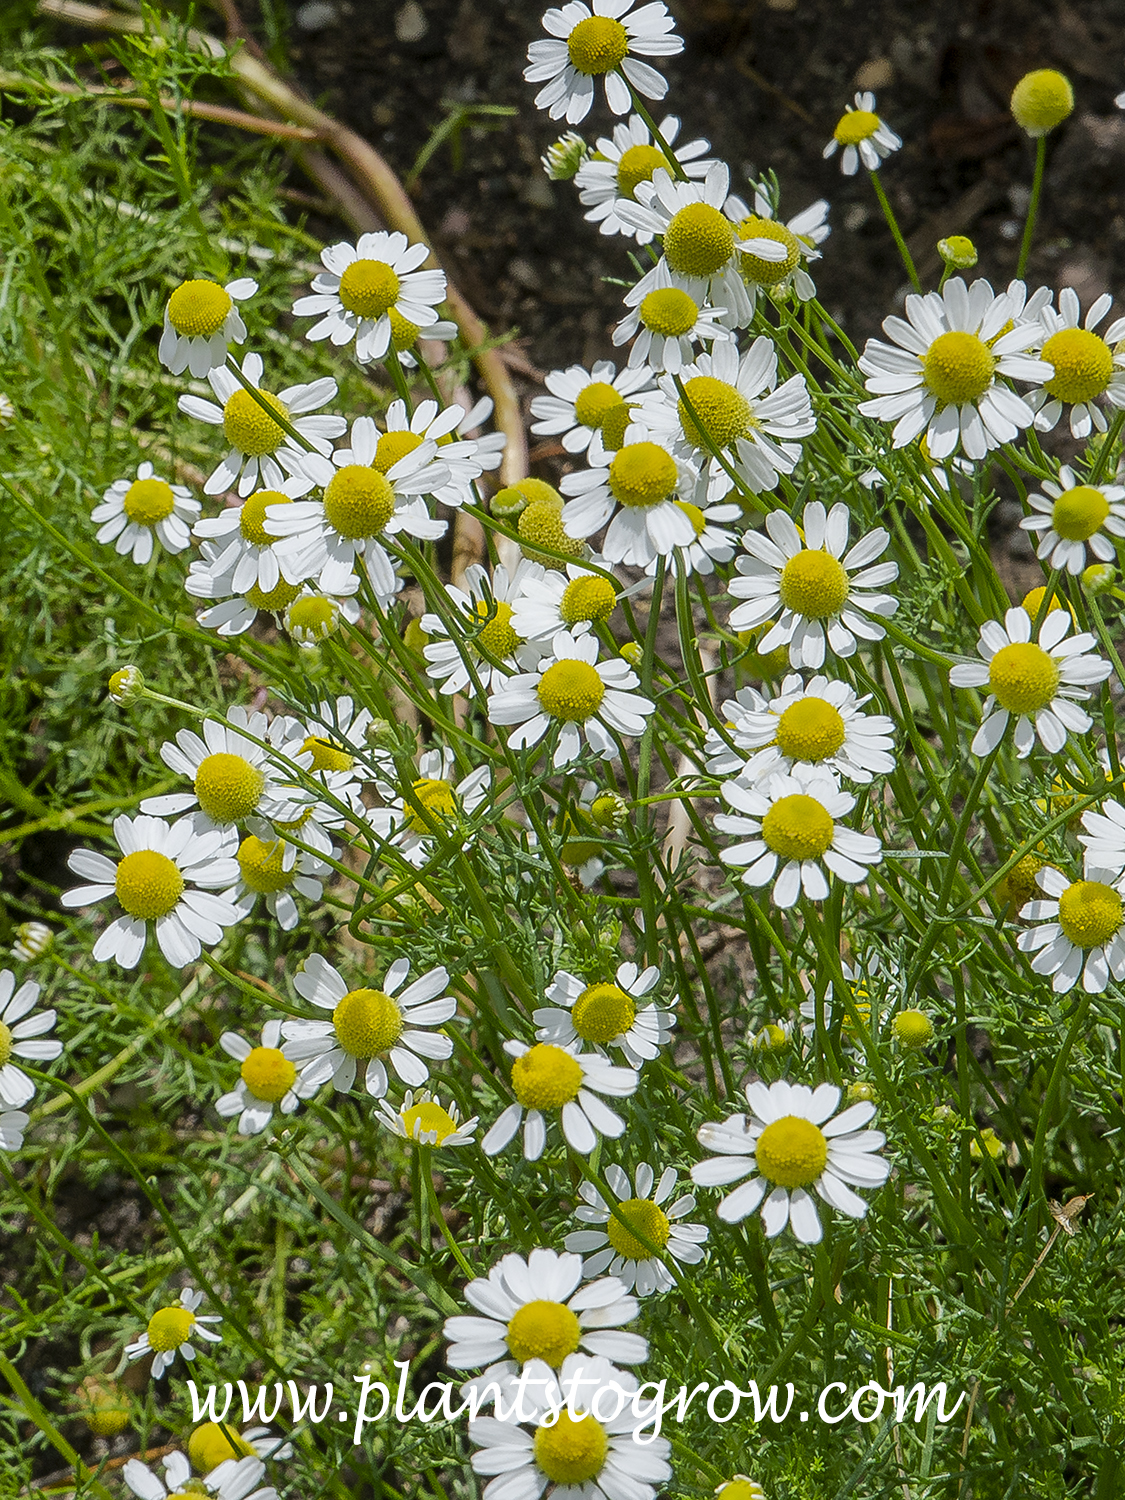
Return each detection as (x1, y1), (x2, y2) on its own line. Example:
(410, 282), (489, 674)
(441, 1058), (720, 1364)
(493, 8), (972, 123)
(560, 575), (617, 626)
(834, 109), (880, 145)
(663, 202), (736, 279)
(401, 1098), (460, 1142)
(0, 1022), (12, 1067)
(616, 142), (666, 198)
(676, 500), (708, 536)
(738, 624), (791, 679)
(736, 216), (801, 286)
(236, 835), (294, 894)
(507, 1299), (583, 1368)
(608, 441), (678, 508)
(511, 1042), (583, 1110)
(572, 982), (636, 1043)
(987, 642), (1059, 714)
(573, 381), (631, 444)
(194, 751), (265, 823)
(566, 14), (629, 75)
(778, 549), (850, 618)
(774, 696), (847, 761)
(1021, 585), (1072, 620)
(337, 258), (401, 319)
(288, 595), (339, 638)
(1057, 879), (1124, 948)
(323, 464), (396, 539)
(301, 734), (354, 773)
(405, 776), (459, 834)
(536, 660), (606, 722)
(167, 279), (232, 337)
(240, 489), (291, 546)
(519, 500), (587, 562)
(1042, 328), (1113, 405)
(245, 576), (303, 611)
(168, 1488), (209, 1500)
(677, 374), (751, 450)
(754, 1114), (829, 1188)
(188, 1422), (255, 1475)
(1010, 69), (1074, 135)
(1051, 483), (1110, 540)
(123, 477), (176, 526)
(535, 1412), (608, 1483)
(389, 307), (422, 350)
(1000, 851), (1044, 911)
(639, 286), (699, 338)
(474, 599), (521, 659)
(332, 987), (405, 1058)
(760, 793), (835, 861)
(892, 1008), (934, 1048)
(222, 387), (289, 457)
(717, 1482), (765, 1500)
(240, 1045), (297, 1103)
(922, 331), (995, 407)
(146, 1305), (195, 1352)
(375, 430), (424, 474)
(115, 849), (185, 920)
(605, 1196), (670, 1260)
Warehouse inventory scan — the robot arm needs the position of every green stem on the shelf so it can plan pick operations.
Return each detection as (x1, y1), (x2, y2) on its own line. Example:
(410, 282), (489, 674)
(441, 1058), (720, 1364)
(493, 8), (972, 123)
(1016, 136), (1047, 281)
(868, 170), (920, 293)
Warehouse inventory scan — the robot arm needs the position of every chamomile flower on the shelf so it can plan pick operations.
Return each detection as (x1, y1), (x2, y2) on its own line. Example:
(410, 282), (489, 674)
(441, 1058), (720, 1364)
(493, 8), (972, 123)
(823, 91), (902, 175)
(216, 1020), (318, 1136)
(444, 1247), (646, 1371)
(422, 561), (544, 695)
(178, 352), (346, 499)
(62, 815), (241, 970)
(727, 183), (830, 309)
(948, 605), (1111, 758)
(11, 922), (52, 963)
(727, 501), (898, 669)
(0, 970), (62, 1108)
(576, 113), (716, 239)
(191, 475), (313, 597)
(125, 1287), (223, 1378)
(488, 629), (655, 768)
(377, 1089), (479, 1147)
(126, 1455), (275, 1500)
(524, 0), (683, 125)
(1020, 466), (1125, 574)
(284, 588), (360, 646)
(858, 277), (1052, 460)
(560, 433), (697, 565)
(0, 1111), (28, 1151)
(1025, 287), (1125, 438)
(378, 396), (505, 509)
(187, 1422), (293, 1472)
(692, 1079), (890, 1242)
(159, 276), (257, 377)
(566, 1162), (708, 1295)
(265, 415), (449, 600)
(187, 539), (359, 638)
(276, 694), (380, 792)
(1017, 865), (1125, 993)
(536, 961), (674, 1067)
(510, 561), (622, 642)
(716, 768), (883, 908)
(644, 337), (816, 500)
(293, 231), (447, 364)
(705, 674), (896, 785)
(93, 462), (200, 565)
(482, 1040), (638, 1159)
(1078, 798), (1125, 879)
(649, 494), (741, 577)
(613, 261), (731, 374)
(222, 835), (327, 932)
(281, 954), (456, 1099)
(530, 360), (654, 467)
(368, 746), (491, 866)
(716, 1478), (766, 1500)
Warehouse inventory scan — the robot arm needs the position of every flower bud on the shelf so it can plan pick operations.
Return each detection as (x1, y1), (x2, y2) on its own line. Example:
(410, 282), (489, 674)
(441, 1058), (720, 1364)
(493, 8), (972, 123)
(107, 665), (144, 705)
(619, 642), (643, 667)
(1082, 562), (1116, 597)
(937, 235), (978, 269)
(590, 791), (628, 831)
(751, 1022), (789, 1053)
(76, 1376), (130, 1437)
(892, 1008), (934, 1049)
(541, 131), (589, 181)
(847, 1080), (878, 1105)
(12, 921), (52, 962)
(1010, 69), (1073, 137)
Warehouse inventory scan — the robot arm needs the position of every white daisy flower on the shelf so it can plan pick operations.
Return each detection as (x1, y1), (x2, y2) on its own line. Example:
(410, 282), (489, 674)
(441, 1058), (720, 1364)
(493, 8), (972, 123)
(705, 673), (896, 785)
(62, 814), (241, 970)
(0, 970), (62, 1108)
(536, 960), (673, 1067)
(560, 432), (697, 565)
(216, 1020), (318, 1136)
(125, 1287), (223, 1378)
(422, 560), (544, 695)
(468, 1352), (670, 1500)
(0, 1110), (29, 1151)
(716, 768), (883, 908)
(221, 835), (327, 932)
(368, 746), (491, 867)
(1020, 465), (1125, 574)
(566, 1162), (707, 1295)
(488, 629), (655, 769)
(482, 1039), (638, 1159)
(126, 1454), (275, 1500)
(530, 359), (654, 468)
(283, 588), (360, 647)
(92, 461), (200, 565)
(444, 1247), (646, 1372)
(377, 396), (505, 509)
(1078, 797), (1125, 879)
(190, 475), (314, 599)
(187, 538), (358, 639)
(646, 494), (741, 577)
(726, 182), (830, 310)
(524, 0), (683, 125)
(948, 605), (1111, 759)
(376, 1089), (479, 1147)
(1018, 865), (1125, 993)
(642, 336), (816, 500)
(727, 501), (899, 669)
(576, 112), (716, 240)
(178, 352), (346, 499)
(187, 1421), (293, 1472)
(281, 954), (456, 1099)
(692, 1078), (890, 1242)
(265, 415), (449, 601)
(292, 231), (446, 364)
(159, 276), (257, 378)
(1025, 287), (1125, 439)
(823, 91), (902, 175)
(273, 694), (383, 817)
(11, 921), (52, 963)
(613, 260), (732, 374)
(857, 277), (1052, 461)
(510, 561), (622, 642)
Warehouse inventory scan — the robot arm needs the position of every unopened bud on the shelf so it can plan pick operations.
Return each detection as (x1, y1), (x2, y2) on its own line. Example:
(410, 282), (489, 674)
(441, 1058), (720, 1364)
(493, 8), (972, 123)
(541, 131), (589, 181)
(12, 922), (52, 962)
(590, 792), (628, 831)
(1082, 562), (1116, 597)
(107, 665), (143, 705)
(937, 235), (977, 269)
